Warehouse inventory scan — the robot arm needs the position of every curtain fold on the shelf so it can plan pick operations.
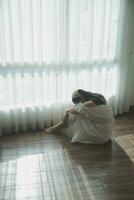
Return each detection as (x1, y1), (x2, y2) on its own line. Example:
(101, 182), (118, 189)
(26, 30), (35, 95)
(0, 0), (133, 135)
(116, 0), (134, 113)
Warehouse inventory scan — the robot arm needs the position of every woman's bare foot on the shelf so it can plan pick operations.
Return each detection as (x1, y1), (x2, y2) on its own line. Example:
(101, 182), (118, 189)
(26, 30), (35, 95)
(44, 127), (59, 134)
(43, 120), (66, 134)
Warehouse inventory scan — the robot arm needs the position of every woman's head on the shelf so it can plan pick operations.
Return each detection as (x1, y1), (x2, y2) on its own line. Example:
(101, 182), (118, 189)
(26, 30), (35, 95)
(77, 89), (94, 102)
(72, 89), (107, 105)
(72, 90), (81, 104)
(72, 89), (93, 104)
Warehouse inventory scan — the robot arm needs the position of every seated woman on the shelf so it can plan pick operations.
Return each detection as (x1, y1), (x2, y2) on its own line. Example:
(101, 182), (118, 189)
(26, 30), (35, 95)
(44, 89), (114, 144)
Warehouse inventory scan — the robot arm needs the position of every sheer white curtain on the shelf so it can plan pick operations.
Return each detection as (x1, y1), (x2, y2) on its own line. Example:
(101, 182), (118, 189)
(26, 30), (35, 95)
(0, 0), (131, 135)
(116, 0), (134, 113)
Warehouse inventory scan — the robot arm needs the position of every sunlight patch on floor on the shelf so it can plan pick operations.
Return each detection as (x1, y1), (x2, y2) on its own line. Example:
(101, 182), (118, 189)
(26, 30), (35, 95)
(115, 134), (134, 163)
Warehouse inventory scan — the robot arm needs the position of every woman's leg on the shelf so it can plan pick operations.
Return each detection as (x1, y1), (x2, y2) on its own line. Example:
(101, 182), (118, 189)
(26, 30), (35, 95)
(44, 110), (70, 133)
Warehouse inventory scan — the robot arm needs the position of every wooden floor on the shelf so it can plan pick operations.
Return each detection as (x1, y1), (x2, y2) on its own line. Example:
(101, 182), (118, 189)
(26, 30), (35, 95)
(0, 112), (134, 200)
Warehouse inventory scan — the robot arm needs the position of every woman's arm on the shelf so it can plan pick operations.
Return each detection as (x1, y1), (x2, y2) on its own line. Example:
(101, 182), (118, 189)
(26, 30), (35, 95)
(83, 100), (97, 107)
(65, 107), (78, 114)
(66, 101), (97, 115)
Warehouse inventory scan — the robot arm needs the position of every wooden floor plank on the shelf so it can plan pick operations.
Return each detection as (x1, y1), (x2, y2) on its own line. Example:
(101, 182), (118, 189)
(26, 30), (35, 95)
(0, 112), (134, 199)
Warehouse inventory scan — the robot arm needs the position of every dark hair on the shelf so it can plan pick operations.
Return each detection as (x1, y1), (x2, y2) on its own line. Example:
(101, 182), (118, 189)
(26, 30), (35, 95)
(78, 89), (93, 101)
(72, 96), (81, 104)
(72, 89), (107, 105)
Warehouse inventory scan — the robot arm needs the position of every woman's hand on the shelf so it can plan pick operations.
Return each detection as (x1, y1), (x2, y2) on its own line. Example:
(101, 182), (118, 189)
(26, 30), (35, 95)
(69, 108), (77, 114)
(63, 107), (77, 122)
(65, 108), (77, 114)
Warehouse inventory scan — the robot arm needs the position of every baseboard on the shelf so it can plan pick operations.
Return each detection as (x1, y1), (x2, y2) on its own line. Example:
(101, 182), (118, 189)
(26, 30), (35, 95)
(130, 105), (134, 112)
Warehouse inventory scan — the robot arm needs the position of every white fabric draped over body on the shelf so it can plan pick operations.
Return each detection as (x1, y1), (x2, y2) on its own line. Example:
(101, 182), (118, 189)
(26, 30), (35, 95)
(68, 103), (114, 144)
(0, 0), (134, 135)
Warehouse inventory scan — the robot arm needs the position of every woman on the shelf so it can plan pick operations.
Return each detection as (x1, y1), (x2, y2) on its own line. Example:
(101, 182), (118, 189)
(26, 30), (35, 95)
(44, 89), (114, 144)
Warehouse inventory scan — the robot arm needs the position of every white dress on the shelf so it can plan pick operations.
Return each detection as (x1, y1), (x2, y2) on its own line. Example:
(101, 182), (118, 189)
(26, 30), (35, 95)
(68, 103), (114, 144)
